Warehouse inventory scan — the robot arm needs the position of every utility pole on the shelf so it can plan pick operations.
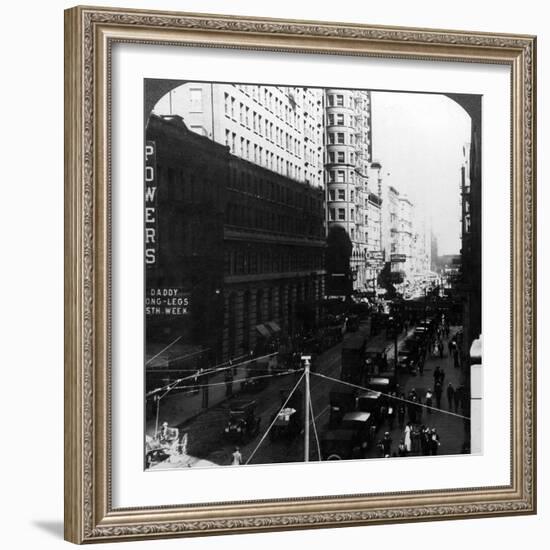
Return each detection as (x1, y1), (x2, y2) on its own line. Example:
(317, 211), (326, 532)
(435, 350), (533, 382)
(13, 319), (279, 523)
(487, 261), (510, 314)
(302, 355), (311, 463)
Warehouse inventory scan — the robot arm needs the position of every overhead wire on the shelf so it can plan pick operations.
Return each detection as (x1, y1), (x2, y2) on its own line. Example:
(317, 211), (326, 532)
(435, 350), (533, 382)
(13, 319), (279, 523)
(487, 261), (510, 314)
(146, 351), (280, 397)
(170, 369), (301, 392)
(311, 371), (471, 421)
(245, 371), (306, 465)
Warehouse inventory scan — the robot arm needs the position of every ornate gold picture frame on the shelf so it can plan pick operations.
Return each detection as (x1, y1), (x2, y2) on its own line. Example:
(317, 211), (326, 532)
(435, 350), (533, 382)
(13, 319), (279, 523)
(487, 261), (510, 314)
(64, 5), (536, 544)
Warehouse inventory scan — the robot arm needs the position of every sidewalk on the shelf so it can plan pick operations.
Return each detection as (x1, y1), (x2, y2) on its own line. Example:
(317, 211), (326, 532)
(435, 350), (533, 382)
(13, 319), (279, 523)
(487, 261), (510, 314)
(366, 326), (469, 458)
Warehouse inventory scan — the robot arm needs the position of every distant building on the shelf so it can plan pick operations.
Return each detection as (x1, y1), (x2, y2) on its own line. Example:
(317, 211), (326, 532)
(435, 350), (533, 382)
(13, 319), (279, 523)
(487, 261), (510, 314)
(430, 231), (439, 271)
(364, 162), (384, 292)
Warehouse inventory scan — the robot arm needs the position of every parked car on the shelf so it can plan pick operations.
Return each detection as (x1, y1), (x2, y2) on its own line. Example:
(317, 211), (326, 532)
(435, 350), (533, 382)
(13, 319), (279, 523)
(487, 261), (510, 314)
(320, 429), (360, 460)
(223, 400), (261, 442)
(329, 385), (357, 427)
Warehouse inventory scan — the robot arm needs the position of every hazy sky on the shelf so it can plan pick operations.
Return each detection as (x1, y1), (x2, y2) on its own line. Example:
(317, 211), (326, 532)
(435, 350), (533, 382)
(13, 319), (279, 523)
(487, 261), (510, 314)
(371, 91), (471, 256)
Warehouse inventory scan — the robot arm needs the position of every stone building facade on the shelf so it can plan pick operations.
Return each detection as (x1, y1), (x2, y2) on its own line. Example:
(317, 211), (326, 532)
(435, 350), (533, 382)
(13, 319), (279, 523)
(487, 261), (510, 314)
(145, 113), (325, 365)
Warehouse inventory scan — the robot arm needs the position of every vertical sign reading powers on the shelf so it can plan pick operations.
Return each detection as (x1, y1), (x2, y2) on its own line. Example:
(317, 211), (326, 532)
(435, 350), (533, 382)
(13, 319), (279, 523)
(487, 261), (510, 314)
(145, 141), (157, 265)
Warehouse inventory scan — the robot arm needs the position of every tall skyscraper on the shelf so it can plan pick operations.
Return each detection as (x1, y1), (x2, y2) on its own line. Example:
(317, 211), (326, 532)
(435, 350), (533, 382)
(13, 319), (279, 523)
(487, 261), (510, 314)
(324, 89), (373, 290)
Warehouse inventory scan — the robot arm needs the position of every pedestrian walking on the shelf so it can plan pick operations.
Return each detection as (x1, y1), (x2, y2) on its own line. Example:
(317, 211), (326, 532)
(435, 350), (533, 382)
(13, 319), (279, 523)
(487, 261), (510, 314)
(434, 381), (443, 409)
(433, 366), (442, 386)
(397, 403), (406, 429)
(446, 383), (456, 410)
(397, 439), (407, 457)
(231, 446), (243, 465)
(420, 427), (430, 456)
(387, 403), (395, 430)
(425, 389), (433, 414)
(411, 424), (421, 454)
(453, 348), (460, 368)
(429, 428), (441, 455)
(404, 423), (412, 453)
(382, 432), (392, 457)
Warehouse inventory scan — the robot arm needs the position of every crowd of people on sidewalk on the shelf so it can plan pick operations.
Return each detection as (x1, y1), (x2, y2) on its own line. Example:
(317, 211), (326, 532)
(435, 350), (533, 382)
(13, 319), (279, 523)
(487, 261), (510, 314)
(374, 315), (470, 459)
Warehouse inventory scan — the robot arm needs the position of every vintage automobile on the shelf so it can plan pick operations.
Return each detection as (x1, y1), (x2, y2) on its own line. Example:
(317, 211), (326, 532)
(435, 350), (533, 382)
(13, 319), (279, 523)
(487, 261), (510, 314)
(320, 429), (361, 460)
(341, 332), (368, 385)
(355, 390), (383, 424)
(364, 333), (390, 375)
(345, 314), (360, 332)
(328, 384), (357, 427)
(223, 400), (261, 442)
(240, 362), (269, 392)
(270, 388), (303, 440)
(269, 406), (301, 440)
(365, 375), (396, 396)
(396, 349), (419, 374)
(340, 411), (376, 452)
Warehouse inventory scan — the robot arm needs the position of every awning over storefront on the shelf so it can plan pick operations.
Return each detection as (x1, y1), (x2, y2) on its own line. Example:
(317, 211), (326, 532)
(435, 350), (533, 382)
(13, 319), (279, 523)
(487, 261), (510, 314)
(265, 321), (281, 334)
(255, 324), (271, 338)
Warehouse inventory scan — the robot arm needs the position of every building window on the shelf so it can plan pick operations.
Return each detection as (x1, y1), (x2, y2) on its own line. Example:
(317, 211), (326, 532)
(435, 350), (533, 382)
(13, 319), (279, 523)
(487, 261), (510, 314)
(225, 129), (230, 147)
(337, 170), (345, 182)
(189, 88), (202, 112)
(337, 152), (345, 163)
(329, 189), (336, 201)
(230, 97), (235, 119)
(224, 93), (230, 116)
(337, 132), (345, 144)
(328, 113), (335, 125)
(350, 190), (354, 202)
(337, 189), (345, 201)
(328, 152), (335, 164)
(336, 95), (344, 106)
(336, 113), (344, 125)
(338, 208), (345, 220)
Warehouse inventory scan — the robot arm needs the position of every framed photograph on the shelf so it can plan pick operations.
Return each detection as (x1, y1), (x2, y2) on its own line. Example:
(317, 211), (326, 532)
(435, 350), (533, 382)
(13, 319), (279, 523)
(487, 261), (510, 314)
(64, 5), (537, 544)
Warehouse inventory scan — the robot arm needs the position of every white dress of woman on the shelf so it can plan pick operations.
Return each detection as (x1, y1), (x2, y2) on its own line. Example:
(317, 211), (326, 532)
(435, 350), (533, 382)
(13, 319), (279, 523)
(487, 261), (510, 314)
(404, 424), (412, 452)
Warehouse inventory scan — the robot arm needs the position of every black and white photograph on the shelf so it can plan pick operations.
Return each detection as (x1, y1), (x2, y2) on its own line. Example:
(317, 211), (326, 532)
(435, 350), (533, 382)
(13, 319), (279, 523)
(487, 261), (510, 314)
(143, 80), (482, 470)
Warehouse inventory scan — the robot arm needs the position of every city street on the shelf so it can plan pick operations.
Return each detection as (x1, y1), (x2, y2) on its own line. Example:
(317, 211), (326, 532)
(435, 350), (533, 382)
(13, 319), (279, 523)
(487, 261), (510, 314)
(147, 317), (468, 469)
